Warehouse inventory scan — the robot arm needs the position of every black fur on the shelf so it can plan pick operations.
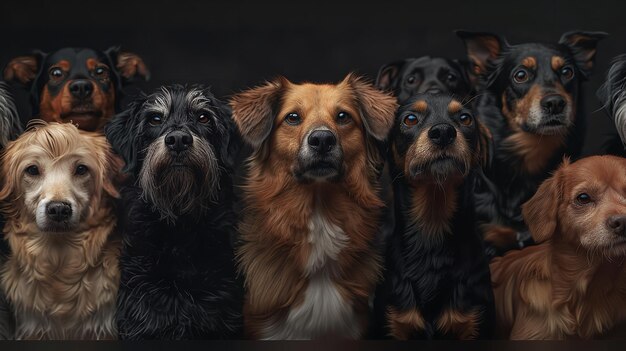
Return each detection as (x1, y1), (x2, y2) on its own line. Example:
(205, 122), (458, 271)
(372, 94), (494, 339)
(105, 84), (243, 339)
(597, 54), (626, 152)
(457, 30), (606, 256)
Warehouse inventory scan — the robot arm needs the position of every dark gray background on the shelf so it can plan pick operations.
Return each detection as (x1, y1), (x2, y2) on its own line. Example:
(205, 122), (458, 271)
(1, 0), (624, 155)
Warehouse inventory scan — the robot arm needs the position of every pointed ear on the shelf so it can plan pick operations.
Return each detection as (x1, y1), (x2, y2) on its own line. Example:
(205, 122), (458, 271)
(343, 73), (398, 141)
(456, 30), (506, 76)
(559, 31), (608, 78)
(522, 159), (568, 243)
(229, 78), (286, 147)
(104, 98), (143, 174)
(3, 53), (44, 84)
(375, 60), (406, 91)
(105, 46), (150, 82)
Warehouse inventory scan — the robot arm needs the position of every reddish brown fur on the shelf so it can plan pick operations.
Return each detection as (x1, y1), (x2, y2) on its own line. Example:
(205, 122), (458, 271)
(3, 56), (38, 84)
(551, 56), (565, 71)
(522, 56), (537, 70)
(386, 307), (426, 339)
(447, 100), (462, 114)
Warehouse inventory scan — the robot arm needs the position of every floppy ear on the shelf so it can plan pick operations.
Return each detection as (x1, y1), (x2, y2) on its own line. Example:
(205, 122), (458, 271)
(522, 161), (567, 243)
(104, 99), (143, 173)
(90, 134), (120, 199)
(559, 31), (607, 78)
(230, 78), (286, 147)
(343, 73), (397, 141)
(375, 60), (406, 91)
(3, 53), (43, 84)
(105, 46), (150, 83)
(476, 119), (494, 169)
(456, 30), (506, 76)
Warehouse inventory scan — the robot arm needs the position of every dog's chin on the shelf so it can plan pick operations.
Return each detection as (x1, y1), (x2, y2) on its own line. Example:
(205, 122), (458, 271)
(409, 156), (467, 183)
(60, 108), (104, 131)
(36, 221), (78, 234)
(294, 160), (343, 183)
(523, 116), (570, 136)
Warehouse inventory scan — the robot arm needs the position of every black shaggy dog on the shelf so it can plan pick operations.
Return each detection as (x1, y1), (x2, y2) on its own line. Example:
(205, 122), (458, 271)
(105, 85), (243, 339)
(457, 30), (606, 255)
(597, 54), (626, 152)
(372, 94), (494, 340)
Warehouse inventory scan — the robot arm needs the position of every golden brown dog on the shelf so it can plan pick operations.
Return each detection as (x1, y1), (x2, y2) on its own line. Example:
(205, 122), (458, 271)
(490, 155), (626, 339)
(0, 121), (121, 340)
(231, 74), (397, 339)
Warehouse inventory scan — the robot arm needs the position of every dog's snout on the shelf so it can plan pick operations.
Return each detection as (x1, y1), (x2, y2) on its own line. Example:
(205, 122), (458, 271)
(69, 80), (94, 99)
(541, 95), (566, 115)
(428, 123), (457, 147)
(46, 202), (72, 222)
(165, 130), (193, 152)
(607, 215), (626, 236)
(308, 130), (336, 154)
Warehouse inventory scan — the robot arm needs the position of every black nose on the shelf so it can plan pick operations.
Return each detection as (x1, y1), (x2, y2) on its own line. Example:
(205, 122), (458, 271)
(46, 202), (72, 222)
(428, 123), (457, 147)
(68, 80), (94, 99)
(308, 130), (337, 154)
(541, 95), (566, 115)
(607, 215), (626, 236)
(164, 130), (193, 153)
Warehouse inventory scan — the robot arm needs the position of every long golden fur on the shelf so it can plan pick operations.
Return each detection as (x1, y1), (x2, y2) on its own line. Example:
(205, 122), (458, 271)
(490, 155), (626, 339)
(0, 121), (121, 340)
(231, 74), (397, 339)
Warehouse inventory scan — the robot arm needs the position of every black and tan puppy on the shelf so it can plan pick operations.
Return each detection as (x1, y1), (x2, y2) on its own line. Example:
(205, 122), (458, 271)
(372, 94), (494, 339)
(105, 85), (242, 339)
(457, 31), (606, 255)
(376, 56), (475, 104)
(4, 47), (148, 131)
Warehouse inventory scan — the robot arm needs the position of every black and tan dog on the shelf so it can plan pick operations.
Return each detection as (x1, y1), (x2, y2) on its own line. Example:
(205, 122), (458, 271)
(231, 74), (397, 339)
(376, 56), (475, 104)
(457, 30), (606, 254)
(4, 47), (149, 131)
(105, 85), (243, 339)
(372, 94), (494, 339)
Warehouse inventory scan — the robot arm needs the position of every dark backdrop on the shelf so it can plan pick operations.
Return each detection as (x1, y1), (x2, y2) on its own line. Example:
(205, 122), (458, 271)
(1, 0), (625, 155)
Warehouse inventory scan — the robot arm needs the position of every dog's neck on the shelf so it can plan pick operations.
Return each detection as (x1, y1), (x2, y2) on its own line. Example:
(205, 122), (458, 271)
(500, 131), (567, 175)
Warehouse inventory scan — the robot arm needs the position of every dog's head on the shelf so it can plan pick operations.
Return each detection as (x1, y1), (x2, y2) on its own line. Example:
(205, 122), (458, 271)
(391, 94), (490, 184)
(105, 85), (234, 221)
(598, 54), (626, 146)
(523, 155), (626, 258)
(0, 121), (119, 233)
(376, 56), (474, 104)
(3, 47), (149, 132)
(457, 31), (606, 135)
(230, 74), (397, 184)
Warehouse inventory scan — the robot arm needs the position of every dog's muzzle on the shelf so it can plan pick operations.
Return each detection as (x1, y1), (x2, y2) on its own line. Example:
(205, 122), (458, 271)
(164, 130), (193, 154)
(295, 127), (343, 182)
(408, 123), (468, 181)
(526, 93), (572, 135)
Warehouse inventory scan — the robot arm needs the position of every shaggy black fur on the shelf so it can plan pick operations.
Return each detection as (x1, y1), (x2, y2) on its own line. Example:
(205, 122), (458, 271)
(597, 54), (626, 153)
(105, 84), (243, 339)
(457, 30), (606, 256)
(371, 94), (494, 339)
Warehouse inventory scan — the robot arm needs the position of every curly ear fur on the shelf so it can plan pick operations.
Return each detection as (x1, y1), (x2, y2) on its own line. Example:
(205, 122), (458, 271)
(559, 31), (608, 79)
(104, 98), (144, 174)
(522, 158), (569, 243)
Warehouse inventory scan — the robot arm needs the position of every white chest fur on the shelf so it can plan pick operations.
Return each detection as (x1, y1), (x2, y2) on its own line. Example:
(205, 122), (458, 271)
(262, 207), (361, 340)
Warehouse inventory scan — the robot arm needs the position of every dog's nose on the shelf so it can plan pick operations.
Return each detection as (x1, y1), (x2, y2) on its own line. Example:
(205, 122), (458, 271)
(428, 123), (457, 147)
(68, 80), (94, 99)
(541, 95), (566, 115)
(164, 130), (193, 152)
(46, 202), (72, 222)
(607, 215), (626, 236)
(308, 130), (336, 154)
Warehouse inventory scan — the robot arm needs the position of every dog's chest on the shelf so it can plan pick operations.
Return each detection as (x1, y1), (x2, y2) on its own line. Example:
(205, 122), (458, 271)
(262, 208), (361, 340)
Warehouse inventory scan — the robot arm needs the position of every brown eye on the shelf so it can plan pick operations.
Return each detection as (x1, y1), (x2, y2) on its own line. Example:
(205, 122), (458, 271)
(49, 67), (64, 79)
(198, 113), (209, 124)
(403, 114), (419, 126)
(25, 165), (40, 176)
(149, 114), (163, 126)
(459, 113), (473, 126)
(337, 111), (352, 125)
(285, 112), (301, 125)
(75, 165), (88, 176)
(513, 69), (529, 83)
(94, 65), (109, 78)
(576, 193), (592, 205)
(447, 73), (458, 82)
(561, 66), (574, 79)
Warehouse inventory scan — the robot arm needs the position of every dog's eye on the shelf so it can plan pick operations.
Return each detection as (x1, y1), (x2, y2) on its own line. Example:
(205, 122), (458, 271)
(285, 112), (301, 125)
(459, 113), (473, 126)
(25, 165), (40, 176)
(198, 113), (210, 124)
(75, 165), (88, 176)
(406, 76), (417, 85)
(94, 66), (109, 78)
(560, 66), (574, 79)
(447, 73), (457, 82)
(337, 112), (352, 125)
(513, 69), (529, 83)
(149, 115), (163, 125)
(576, 193), (592, 205)
(49, 68), (64, 79)
(403, 114), (419, 126)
